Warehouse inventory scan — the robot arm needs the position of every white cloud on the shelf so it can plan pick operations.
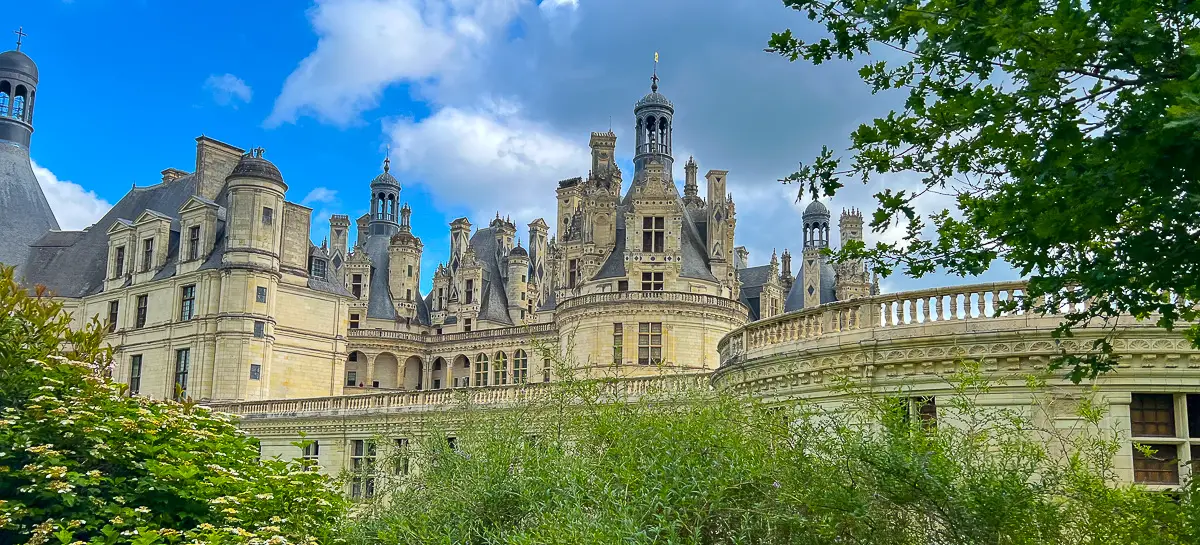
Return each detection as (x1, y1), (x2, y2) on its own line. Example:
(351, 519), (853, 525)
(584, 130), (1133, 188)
(266, 0), (525, 127)
(205, 73), (253, 107)
(385, 100), (587, 227)
(30, 160), (112, 231)
(302, 187), (339, 206)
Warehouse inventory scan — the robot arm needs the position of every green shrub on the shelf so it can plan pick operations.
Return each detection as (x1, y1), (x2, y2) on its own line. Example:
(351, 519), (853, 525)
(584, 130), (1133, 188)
(347, 364), (1200, 544)
(0, 267), (349, 545)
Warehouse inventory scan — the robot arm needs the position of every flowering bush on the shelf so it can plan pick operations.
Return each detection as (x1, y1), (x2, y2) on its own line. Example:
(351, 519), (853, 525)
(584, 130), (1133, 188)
(0, 267), (348, 545)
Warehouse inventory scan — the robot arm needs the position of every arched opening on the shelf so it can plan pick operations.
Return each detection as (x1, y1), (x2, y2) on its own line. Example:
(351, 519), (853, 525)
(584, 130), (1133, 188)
(345, 351), (367, 388)
(402, 355), (423, 390)
(473, 353), (489, 387)
(658, 119), (669, 153)
(0, 81), (10, 117)
(12, 85), (26, 121)
(493, 351), (508, 386)
(26, 90), (33, 123)
(373, 352), (399, 389)
(513, 349), (529, 384)
(452, 354), (470, 387)
(432, 357), (447, 389)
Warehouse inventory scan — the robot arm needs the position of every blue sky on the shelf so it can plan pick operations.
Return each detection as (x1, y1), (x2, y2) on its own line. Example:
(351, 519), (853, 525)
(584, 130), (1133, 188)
(12, 0), (1015, 294)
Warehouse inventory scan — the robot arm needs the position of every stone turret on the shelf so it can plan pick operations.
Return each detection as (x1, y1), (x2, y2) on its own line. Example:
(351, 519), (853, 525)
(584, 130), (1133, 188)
(506, 242), (530, 322)
(682, 156), (703, 209)
(388, 203), (423, 322)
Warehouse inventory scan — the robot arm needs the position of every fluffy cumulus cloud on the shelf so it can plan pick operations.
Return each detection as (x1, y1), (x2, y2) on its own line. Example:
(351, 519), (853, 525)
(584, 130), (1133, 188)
(274, 0), (1016, 291)
(205, 73), (253, 107)
(301, 187), (339, 206)
(386, 100), (587, 226)
(31, 161), (112, 231)
(266, 0), (524, 127)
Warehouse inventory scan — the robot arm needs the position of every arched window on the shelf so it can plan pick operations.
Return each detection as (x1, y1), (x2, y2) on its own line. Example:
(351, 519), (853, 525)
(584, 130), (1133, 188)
(11, 85), (26, 121)
(493, 351), (508, 386)
(473, 353), (489, 387)
(26, 91), (33, 123)
(513, 350), (528, 384)
(0, 81), (9, 118)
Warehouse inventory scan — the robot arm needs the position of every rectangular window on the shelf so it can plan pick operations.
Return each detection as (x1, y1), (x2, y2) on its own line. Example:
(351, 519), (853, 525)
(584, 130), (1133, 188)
(638, 323), (663, 365)
(613, 323), (623, 365)
(618, 280), (629, 292)
(249, 363), (262, 380)
(568, 259), (579, 288)
(406, 289), (412, 302)
(521, 274), (526, 283)
(464, 318), (472, 332)
(129, 355), (142, 395)
(253, 321), (266, 338)
(1188, 395), (1200, 438)
(346, 370), (358, 387)
(642, 216), (665, 252)
(188, 225), (201, 261)
(1133, 444), (1179, 485)
(135, 295), (148, 328)
(437, 288), (444, 308)
(256, 286), (267, 303)
(395, 438), (410, 476)
(903, 396), (938, 429)
(641, 272), (664, 291)
(542, 358), (551, 383)
(179, 284), (196, 321)
(436, 328), (443, 335)
(349, 313), (360, 329)
(141, 237), (155, 271)
(352, 274), (363, 298)
(113, 246), (125, 277)
(465, 280), (475, 304)
(262, 206), (273, 225)
(1131, 393), (1175, 437)
(173, 348), (190, 401)
(349, 439), (377, 499)
(407, 265), (413, 277)
(301, 440), (320, 468)
(310, 258), (327, 279)
(107, 300), (119, 333)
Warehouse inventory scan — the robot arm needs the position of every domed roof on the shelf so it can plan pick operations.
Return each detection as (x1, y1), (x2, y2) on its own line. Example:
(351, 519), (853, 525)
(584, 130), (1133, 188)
(635, 90), (673, 110)
(803, 200), (830, 218)
(371, 157), (400, 187)
(509, 245), (528, 258)
(229, 149), (284, 184)
(0, 50), (38, 80)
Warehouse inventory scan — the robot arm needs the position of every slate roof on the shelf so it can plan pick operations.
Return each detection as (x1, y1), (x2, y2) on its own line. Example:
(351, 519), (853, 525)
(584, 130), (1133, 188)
(737, 265), (773, 321)
(0, 143), (59, 274)
(783, 257), (837, 312)
(19, 166), (349, 299)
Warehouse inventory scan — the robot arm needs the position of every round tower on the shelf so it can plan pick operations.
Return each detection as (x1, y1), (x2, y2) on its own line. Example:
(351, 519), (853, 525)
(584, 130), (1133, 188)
(633, 72), (674, 177)
(217, 148), (288, 401)
(506, 242), (530, 321)
(0, 41), (38, 148)
(803, 200), (831, 249)
(0, 38), (58, 272)
(388, 203), (423, 323)
(369, 157), (400, 237)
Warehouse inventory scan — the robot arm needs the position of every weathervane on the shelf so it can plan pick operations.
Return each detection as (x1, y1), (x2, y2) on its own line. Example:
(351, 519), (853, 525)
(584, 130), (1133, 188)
(14, 27), (27, 51)
(651, 51), (659, 92)
(384, 145), (391, 173)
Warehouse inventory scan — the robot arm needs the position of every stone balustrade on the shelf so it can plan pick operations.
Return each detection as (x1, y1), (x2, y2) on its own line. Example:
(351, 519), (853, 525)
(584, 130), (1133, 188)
(348, 322), (557, 345)
(204, 373), (709, 420)
(555, 290), (748, 315)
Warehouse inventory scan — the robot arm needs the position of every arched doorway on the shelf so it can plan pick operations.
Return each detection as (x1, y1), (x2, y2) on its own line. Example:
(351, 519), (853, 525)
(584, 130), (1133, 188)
(346, 351), (367, 388)
(432, 357), (447, 389)
(403, 355), (423, 390)
(452, 354), (470, 388)
(373, 353), (399, 389)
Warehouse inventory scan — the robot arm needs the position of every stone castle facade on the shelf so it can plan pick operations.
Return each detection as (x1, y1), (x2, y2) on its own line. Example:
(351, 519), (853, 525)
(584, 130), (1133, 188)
(4, 44), (1199, 492)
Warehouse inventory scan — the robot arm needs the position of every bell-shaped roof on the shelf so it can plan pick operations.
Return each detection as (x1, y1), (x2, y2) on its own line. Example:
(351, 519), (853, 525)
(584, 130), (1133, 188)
(803, 199), (830, 218)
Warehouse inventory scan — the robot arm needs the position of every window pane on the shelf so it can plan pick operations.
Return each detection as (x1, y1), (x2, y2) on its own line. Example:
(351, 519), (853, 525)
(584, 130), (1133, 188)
(1133, 444), (1179, 485)
(1131, 394), (1175, 437)
(651, 323), (661, 333)
(1188, 395), (1200, 438)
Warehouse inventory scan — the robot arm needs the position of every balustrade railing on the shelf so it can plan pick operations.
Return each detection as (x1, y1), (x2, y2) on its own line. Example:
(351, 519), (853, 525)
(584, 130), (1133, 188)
(555, 290), (748, 315)
(348, 322), (556, 344)
(720, 281), (1044, 366)
(204, 373), (706, 417)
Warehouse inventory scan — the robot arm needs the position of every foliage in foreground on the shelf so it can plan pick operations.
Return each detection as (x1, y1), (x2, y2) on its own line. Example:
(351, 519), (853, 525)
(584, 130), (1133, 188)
(347, 368), (1200, 544)
(0, 267), (349, 545)
(769, 0), (1200, 382)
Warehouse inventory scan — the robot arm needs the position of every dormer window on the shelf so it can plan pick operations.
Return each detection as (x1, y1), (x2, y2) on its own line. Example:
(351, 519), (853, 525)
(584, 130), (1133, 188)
(309, 257), (327, 279)
(465, 280), (475, 304)
(113, 246), (125, 278)
(141, 238), (155, 271)
(642, 217), (665, 253)
(351, 274), (363, 298)
(187, 225), (201, 261)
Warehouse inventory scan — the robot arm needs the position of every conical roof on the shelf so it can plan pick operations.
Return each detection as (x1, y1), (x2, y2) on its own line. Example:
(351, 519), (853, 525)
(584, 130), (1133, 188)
(0, 143), (59, 272)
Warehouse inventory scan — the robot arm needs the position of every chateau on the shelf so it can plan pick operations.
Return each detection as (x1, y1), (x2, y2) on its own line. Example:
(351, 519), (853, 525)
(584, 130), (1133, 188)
(3, 44), (1200, 492)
